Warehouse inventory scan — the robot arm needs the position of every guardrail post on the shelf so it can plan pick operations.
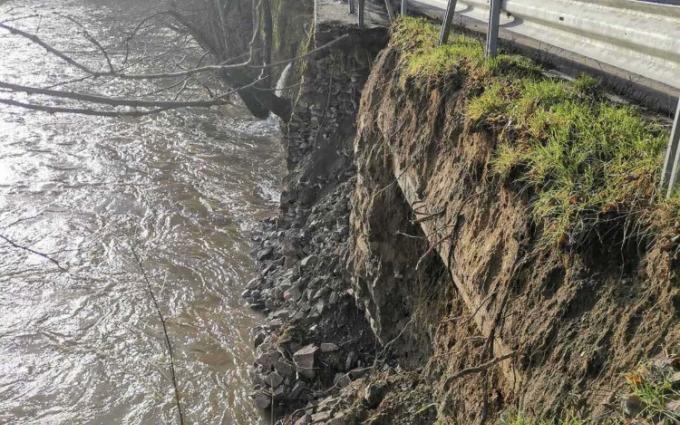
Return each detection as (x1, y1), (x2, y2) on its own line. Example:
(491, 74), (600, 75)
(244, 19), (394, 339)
(384, 0), (396, 22)
(661, 98), (680, 197)
(485, 0), (502, 58)
(401, 0), (408, 16)
(438, 0), (458, 45)
(358, 0), (365, 28)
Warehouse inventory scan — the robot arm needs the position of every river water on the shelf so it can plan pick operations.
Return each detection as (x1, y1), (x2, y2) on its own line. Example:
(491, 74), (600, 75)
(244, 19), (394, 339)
(0, 1), (282, 424)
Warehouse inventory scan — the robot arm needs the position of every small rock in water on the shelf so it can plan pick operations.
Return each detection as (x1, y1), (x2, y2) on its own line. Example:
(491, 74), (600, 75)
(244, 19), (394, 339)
(253, 331), (266, 348)
(246, 277), (261, 289)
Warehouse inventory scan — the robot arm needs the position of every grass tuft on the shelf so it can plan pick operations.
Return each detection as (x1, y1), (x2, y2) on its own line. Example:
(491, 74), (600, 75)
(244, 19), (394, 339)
(391, 17), (676, 249)
(625, 361), (680, 422)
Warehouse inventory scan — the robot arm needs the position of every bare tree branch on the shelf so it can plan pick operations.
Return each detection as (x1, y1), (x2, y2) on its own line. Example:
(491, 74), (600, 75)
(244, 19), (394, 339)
(55, 13), (116, 73)
(130, 244), (185, 425)
(0, 233), (68, 272)
(1, 20), (348, 80)
(0, 80), (244, 108)
(0, 98), (172, 117)
(0, 1), (340, 120)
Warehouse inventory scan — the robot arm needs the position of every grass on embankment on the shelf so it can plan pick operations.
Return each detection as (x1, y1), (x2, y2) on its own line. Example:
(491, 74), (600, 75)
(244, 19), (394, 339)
(392, 17), (680, 250)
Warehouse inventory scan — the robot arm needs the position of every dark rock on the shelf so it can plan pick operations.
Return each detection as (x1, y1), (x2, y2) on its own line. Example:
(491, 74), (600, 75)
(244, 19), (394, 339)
(327, 412), (349, 425)
(623, 393), (644, 417)
(256, 351), (280, 370)
(257, 247), (274, 261)
(311, 410), (332, 422)
(253, 332), (266, 348)
(263, 371), (284, 388)
(320, 342), (339, 353)
(315, 299), (326, 315)
(300, 255), (317, 268)
(294, 344), (319, 379)
(363, 382), (387, 409)
(275, 358), (296, 378)
(349, 368), (368, 380)
(284, 286), (302, 302)
(294, 413), (311, 425)
(271, 309), (290, 320)
(246, 277), (261, 290)
(290, 380), (308, 400)
(313, 286), (330, 300)
(251, 391), (271, 410)
(345, 351), (358, 370)
(333, 373), (351, 388)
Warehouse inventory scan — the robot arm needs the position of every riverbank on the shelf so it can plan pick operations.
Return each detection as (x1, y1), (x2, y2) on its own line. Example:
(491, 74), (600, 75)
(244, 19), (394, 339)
(245, 10), (680, 425)
(244, 21), (389, 422)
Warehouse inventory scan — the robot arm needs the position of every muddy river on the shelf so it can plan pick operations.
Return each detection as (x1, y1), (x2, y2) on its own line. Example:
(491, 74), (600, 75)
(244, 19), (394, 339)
(0, 1), (282, 423)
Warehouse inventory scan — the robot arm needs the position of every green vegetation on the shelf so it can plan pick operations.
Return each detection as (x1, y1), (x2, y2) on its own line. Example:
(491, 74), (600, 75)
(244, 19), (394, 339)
(625, 362), (680, 422)
(392, 17), (678, 249)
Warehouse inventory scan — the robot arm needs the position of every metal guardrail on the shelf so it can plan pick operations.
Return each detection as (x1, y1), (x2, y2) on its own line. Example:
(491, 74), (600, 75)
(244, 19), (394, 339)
(352, 0), (680, 195)
(426, 0), (680, 94)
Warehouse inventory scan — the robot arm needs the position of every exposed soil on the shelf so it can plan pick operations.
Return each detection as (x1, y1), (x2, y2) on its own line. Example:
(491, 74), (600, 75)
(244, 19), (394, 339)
(244, 18), (680, 425)
(348, 40), (680, 423)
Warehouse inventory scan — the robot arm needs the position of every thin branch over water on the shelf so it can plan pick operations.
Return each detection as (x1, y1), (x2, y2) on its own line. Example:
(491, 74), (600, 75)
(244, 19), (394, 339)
(130, 244), (185, 425)
(0, 233), (68, 272)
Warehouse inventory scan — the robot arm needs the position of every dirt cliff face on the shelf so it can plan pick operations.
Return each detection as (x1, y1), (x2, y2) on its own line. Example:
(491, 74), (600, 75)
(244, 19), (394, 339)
(247, 14), (680, 424)
(348, 37), (680, 423)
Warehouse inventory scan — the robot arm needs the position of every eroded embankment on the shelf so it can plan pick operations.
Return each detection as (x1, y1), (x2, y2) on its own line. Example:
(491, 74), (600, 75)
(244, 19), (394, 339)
(246, 16), (680, 425)
(349, 18), (680, 424)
